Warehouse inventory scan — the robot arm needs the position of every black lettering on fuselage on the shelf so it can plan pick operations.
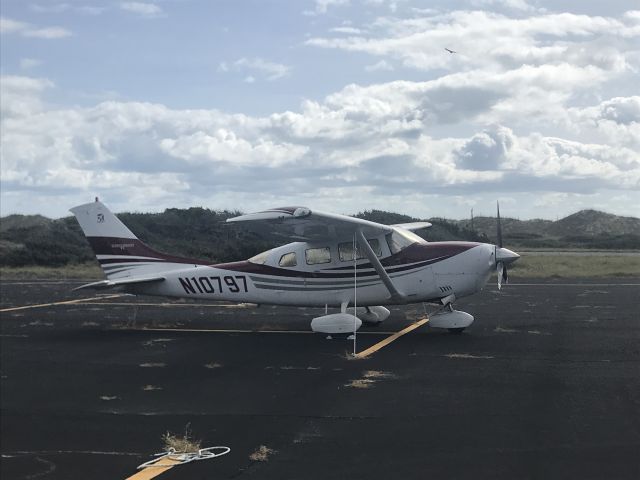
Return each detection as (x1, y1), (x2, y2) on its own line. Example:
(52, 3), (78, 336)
(191, 277), (204, 293)
(178, 275), (249, 295)
(199, 277), (215, 293)
(179, 277), (196, 294)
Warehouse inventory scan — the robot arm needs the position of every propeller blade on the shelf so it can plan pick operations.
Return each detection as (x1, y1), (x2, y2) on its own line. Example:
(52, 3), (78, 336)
(497, 261), (504, 290)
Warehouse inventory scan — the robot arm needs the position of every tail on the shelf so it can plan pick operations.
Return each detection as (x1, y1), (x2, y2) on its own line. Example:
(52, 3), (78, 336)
(70, 198), (197, 280)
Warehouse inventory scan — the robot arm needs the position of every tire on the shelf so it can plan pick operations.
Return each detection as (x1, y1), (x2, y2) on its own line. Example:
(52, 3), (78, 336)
(448, 327), (465, 334)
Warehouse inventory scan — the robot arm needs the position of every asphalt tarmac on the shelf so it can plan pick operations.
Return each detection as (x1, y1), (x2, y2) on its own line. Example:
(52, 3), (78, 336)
(1, 278), (639, 479)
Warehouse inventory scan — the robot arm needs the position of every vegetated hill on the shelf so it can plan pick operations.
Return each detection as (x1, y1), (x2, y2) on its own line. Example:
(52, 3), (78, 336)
(356, 210), (490, 243)
(0, 214), (51, 232)
(459, 210), (640, 249)
(0, 208), (638, 268)
(0, 208), (275, 268)
(548, 210), (640, 237)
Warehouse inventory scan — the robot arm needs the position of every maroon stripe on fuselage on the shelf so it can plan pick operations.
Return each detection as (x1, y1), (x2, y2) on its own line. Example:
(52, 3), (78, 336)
(87, 237), (479, 279)
(216, 242), (479, 279)
(87, 237), (213, 266)
(323, 242), (479, 271)
(386, 242), (478, 266)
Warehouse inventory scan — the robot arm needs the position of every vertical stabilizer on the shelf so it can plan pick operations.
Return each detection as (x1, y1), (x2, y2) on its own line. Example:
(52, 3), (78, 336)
(70, 199), (137, 240)
(70, 199), (186, 280)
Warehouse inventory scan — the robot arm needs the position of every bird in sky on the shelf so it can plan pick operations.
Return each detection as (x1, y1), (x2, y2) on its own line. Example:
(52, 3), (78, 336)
(445, 48), (457, 54)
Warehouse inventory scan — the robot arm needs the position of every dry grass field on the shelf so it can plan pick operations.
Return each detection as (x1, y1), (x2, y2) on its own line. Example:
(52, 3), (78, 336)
(1, 252), (638, 281)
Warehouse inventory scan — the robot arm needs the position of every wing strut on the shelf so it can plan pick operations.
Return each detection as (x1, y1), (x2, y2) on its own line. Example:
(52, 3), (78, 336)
(355, 229), (404, 303)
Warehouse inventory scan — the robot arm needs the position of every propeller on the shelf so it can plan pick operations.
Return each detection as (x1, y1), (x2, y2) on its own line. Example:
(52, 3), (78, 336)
(497, 261), (507, 290)
(495, 201), (509, 290)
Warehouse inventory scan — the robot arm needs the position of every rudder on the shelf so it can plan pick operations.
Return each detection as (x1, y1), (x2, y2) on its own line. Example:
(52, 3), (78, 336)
(70, 198), (169, 279)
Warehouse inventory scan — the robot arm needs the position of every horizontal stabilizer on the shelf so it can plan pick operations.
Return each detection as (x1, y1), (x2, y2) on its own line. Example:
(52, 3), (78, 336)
(73, 276), (165, 291)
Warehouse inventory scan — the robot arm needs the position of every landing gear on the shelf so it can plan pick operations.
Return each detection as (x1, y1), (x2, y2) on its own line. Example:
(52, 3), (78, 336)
(428, 295), (475, 332)
(447, 327), (465, 334)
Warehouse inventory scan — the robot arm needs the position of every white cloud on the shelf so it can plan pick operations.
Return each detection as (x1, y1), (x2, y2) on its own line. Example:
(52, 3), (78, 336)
(0, 75), (54, 117)
(23, 26), (72, 38)
(29, 3), (71, 13)
(220, 57), (292, 81)
(306, 9), (638, 75)
(0, 17), (28, 34)
(331, 26), (363, 34)
(470, 0), (536, 13)
(29, 3), (107, 15)
(304, 0), (350, 16)
(0, 16), (72, 38)
(365, 60), (394, 71)
(2, 74), (637, 219)
(567, 97), (640, 149)
(120, 2), (165, 18)
(20, 58), (42, 69)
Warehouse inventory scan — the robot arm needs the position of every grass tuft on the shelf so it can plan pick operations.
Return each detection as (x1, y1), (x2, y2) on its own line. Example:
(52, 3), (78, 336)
(249, 445), (276, 462)
(162, 424), (201, 453)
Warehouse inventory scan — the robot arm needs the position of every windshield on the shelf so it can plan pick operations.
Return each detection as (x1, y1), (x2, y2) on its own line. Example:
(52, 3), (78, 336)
(386, 229), (426, 254)
(249, 250), (270, 265)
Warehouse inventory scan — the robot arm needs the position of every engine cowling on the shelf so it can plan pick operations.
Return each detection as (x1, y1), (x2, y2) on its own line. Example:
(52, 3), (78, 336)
(429, 310), (474, 329)
(311, 313), (362, 334)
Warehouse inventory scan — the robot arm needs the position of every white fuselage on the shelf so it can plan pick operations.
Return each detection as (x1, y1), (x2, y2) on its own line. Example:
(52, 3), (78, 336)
(126, 241), (496, 308)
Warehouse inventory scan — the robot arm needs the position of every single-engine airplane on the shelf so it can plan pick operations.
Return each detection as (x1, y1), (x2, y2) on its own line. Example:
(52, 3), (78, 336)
(71, 199), (519, 334)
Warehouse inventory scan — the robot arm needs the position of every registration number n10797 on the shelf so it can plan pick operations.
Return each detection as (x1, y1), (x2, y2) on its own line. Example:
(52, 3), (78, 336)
(178, 275), (248, 295)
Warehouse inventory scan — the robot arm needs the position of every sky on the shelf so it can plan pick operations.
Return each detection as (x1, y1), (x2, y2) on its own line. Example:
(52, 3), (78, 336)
(1, 0), (639, 221)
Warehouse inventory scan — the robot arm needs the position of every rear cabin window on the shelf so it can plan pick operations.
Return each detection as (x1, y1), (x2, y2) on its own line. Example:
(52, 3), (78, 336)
(305, 247), (331, 265)
(279, 252), (297, 267)
(338, 239), (382, 262)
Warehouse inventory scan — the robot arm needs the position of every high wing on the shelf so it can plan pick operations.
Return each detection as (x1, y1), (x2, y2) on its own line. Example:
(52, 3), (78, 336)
(226, 207), (395, 242)
(392, 222), (432, 232)
(227, 207), (431, 302)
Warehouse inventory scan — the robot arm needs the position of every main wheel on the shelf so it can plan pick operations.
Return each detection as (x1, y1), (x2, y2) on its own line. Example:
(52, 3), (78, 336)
(447, 327), (465, 334)
(362, 321), (382, 327)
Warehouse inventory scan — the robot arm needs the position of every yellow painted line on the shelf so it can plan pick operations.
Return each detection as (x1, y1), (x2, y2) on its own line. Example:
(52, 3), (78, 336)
(355, 317), (430, 359)
(0, 294), (125, 313)
(124, 456), (182, 480)
(133, 327), (397, 336)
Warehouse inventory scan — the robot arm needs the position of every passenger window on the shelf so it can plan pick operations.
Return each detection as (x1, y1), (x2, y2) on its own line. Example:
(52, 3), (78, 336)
(338, 239), (382, 262)
(305, 247), (331, 265)
(368, 239), (382, 257)
(339, 242), (363, 262)
(279, 252), (297, 267)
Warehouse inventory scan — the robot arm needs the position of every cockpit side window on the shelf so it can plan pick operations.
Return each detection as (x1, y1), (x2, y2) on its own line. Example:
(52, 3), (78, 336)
(279, 252), (297, 267)
(338, 239), (382, 262)
(305, 247), (331, 265)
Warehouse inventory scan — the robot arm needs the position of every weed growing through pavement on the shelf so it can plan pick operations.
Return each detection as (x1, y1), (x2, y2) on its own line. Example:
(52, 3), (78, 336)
(162, 423), (201, 453)
(250, 445), (276, 461)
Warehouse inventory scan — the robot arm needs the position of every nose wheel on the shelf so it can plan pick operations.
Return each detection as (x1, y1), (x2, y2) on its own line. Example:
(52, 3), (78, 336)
(427, 295), (472, 334)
